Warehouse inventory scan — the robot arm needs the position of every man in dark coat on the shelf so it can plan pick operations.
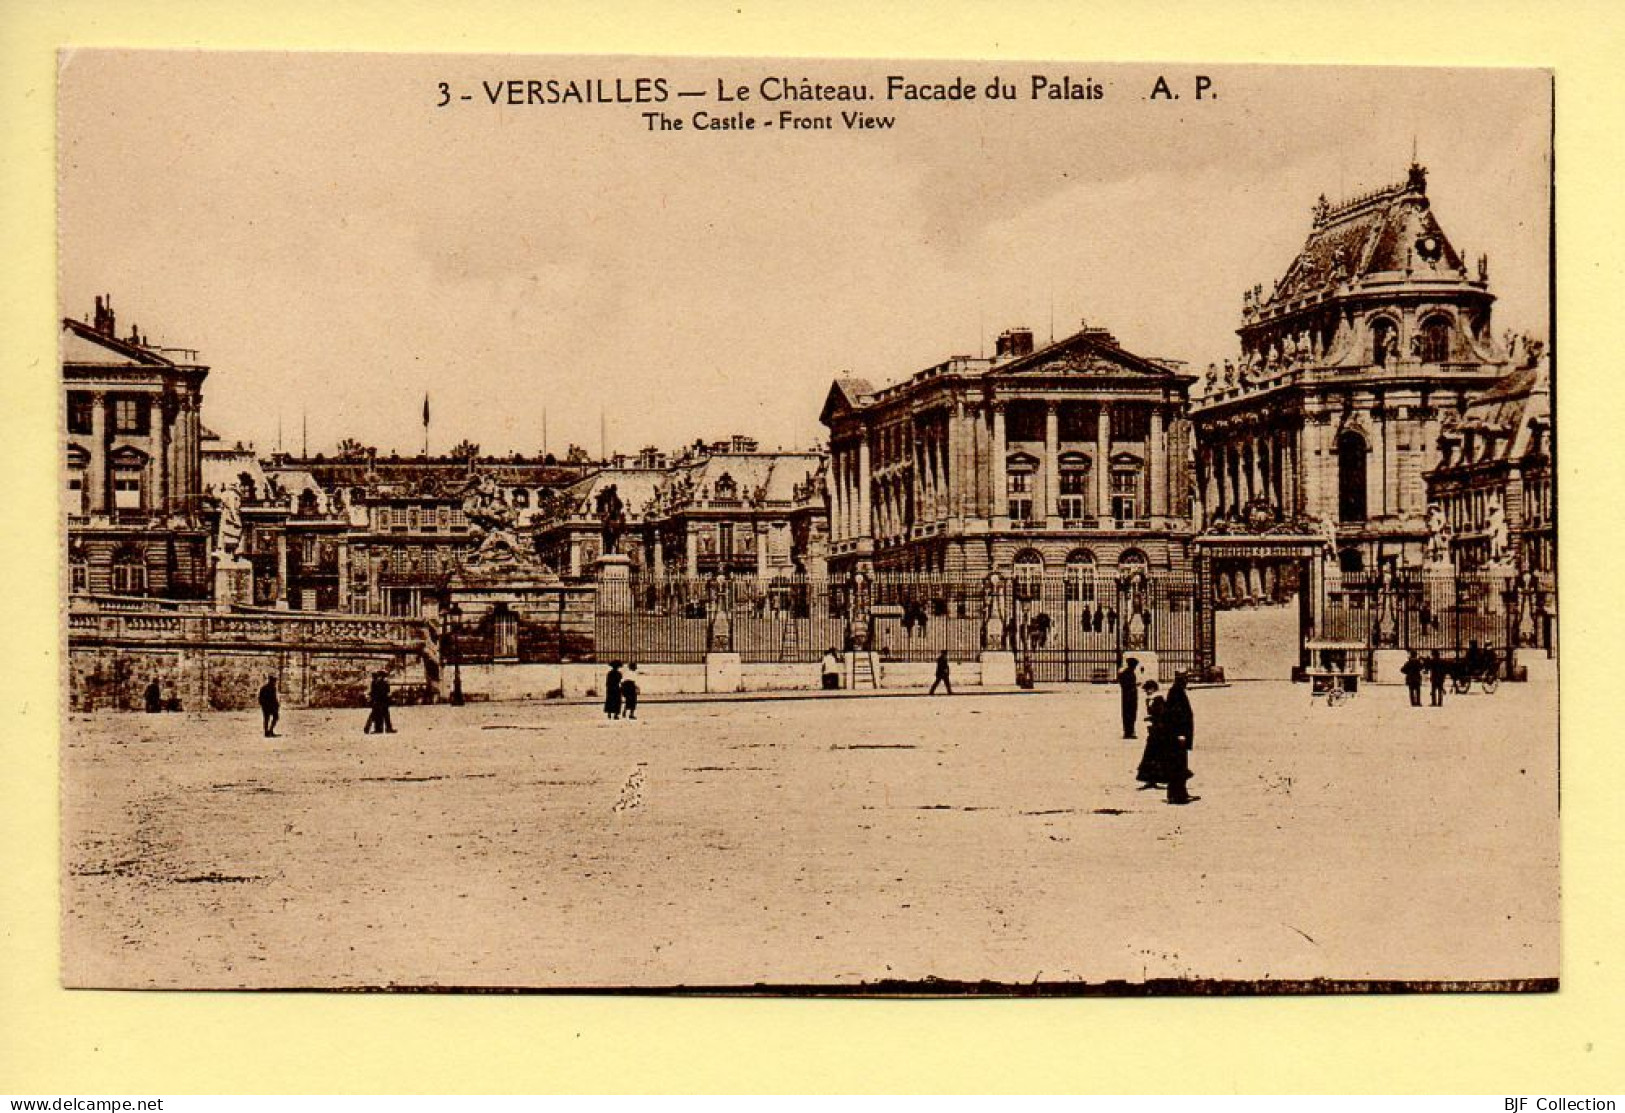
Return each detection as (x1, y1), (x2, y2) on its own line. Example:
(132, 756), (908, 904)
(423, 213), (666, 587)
(929, 650), (952, 695)
(1401, 651), (1424, 707)
(257, 675), (280, 738)
(1162, 673), (1196, 805)
(1116, 658), (1140, 739)
(1427, 651), (1449, 707)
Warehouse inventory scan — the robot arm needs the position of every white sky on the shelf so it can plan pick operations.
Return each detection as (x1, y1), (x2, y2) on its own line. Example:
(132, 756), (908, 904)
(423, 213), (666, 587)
(58, 54), (1551, 458)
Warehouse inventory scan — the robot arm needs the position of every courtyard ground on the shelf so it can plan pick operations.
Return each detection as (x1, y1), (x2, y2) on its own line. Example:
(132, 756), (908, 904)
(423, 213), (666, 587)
(60, 677), (1559, 991)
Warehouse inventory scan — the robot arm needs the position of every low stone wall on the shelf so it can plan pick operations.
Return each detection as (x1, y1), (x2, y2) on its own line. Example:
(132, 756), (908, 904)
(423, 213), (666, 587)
(68, 605), (436, 712)
(70, 643), (432, 712)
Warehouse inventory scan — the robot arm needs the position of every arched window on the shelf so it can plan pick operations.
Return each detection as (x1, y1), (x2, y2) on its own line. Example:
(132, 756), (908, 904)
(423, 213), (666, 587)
(1420, 315), (1452, 363)
(1371, 317), (1398, 367)
(1337, 431), (1368, 522)
(1057, 453), (1090, 521)
(1064, 549), (1096, 602)
(1006, 453), (1037, 524)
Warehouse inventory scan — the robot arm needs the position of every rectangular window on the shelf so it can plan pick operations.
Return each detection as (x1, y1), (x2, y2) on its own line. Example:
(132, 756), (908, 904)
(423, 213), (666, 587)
(67, 393), (94, 435)
(391, 507), (409, 531)
(1009, 496), (1034, 523)
(112, 563), (147, 594)
(70, 564), (88, 592)
(1059, 495), (1087, 520)
(1111, 470), (1139, 522)
(448, 507), (467, 530)
(114, 472), (143, 510)
(63, 475), (85, 518)
(112, 395), (151, 435)
(1111, 406), (1149, 442)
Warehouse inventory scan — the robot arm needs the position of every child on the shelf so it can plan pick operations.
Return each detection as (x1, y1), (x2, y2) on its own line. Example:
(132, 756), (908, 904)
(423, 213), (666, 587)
(621, 663), (640, 720)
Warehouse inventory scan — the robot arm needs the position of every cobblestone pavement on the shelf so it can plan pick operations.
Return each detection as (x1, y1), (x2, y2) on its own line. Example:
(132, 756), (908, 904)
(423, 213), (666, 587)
(61, 678), (1558, 990)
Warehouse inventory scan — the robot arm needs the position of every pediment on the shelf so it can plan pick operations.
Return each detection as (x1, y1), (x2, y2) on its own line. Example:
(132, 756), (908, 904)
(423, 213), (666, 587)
(997, 330), (1177, 380)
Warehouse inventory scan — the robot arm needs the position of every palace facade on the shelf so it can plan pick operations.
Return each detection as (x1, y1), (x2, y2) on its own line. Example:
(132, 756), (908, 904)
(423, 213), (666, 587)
(1426, 353), (1554, 581)
(63, 299), (212, 598)
(820, 323), (1197, 582)
(1189, 164), (1513, 581)
(534, 442), (829, 580)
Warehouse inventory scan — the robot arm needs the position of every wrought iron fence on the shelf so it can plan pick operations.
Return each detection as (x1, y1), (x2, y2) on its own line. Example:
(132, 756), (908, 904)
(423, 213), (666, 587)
(591, 572), (1197, 679)
(1321, 570), (1552, 655)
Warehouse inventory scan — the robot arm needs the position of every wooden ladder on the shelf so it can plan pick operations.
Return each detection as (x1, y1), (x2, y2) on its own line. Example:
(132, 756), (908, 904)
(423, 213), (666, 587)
(778, 616), (800, 663)
(850, 650), (879, 690)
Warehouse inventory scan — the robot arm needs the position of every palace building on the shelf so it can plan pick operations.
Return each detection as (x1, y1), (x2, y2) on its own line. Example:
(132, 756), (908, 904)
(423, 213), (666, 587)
(820, 323), (1198, 582)
(1189, 164), (1514, 585)
(63, 298), (212, 598)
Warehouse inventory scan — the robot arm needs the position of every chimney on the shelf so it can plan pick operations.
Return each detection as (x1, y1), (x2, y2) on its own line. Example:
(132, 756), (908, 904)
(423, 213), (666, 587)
(995, 328), (1035, 360)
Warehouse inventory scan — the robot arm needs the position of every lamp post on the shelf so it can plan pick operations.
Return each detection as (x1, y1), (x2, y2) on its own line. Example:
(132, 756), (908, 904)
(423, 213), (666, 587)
(445, 600), (465, 706)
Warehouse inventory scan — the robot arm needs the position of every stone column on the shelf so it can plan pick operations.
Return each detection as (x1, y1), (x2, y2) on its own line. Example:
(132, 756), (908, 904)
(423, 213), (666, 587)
(275, 530), (290, 609)
(948, 400), (965, 520)
(991, 403), (1008, 521)
(756, 521), (769, 580)
(1095, 403), (1112, 519)
(1149, 405), (1167, 519)
(87, 392), (108, 515)
(1043, 400), (1060, 525)
(153, 394), (170, 517)
(857, 434), (872, 538)
(686, 528), (699, 575)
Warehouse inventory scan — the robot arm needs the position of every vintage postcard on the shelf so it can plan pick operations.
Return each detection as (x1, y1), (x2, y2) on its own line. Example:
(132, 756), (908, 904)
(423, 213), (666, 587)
(58, 52), (1555, 992)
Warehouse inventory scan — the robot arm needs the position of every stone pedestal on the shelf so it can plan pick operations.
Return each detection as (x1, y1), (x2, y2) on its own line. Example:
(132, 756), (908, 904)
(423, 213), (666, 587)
(705, 652), (742, 693)
(212, 554), (253, 610)
(979, 651), (1017, 687)
(596, 553), (632, 580)
(1372, 648), (1411, 685)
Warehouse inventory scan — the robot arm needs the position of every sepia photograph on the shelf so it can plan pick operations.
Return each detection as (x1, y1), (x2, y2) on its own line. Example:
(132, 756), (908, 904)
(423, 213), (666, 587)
(56, 52), (1556, 993)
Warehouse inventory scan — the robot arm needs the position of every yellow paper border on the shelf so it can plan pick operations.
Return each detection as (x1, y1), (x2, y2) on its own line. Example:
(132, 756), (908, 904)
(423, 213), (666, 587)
(4, 0), (1621, 1094)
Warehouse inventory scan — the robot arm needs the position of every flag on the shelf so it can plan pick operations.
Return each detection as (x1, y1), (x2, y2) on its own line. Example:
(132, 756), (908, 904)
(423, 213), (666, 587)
(422, 393), (430, 427)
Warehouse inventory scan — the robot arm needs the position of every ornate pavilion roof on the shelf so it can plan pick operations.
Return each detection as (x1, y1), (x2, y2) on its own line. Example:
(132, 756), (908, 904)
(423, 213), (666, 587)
(1255, 164), (1471, 313)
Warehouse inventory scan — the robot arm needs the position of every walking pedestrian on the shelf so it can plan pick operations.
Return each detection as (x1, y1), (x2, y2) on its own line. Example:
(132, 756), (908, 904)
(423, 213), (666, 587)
(1401, 650), (1424, 708)
(820, 647), (841, 691)
(364, 671), (396, 733)
(621, 664), (640, 720)
(1427, 650), (1449, 707)
(1163, 672), (1197, 806)
(929, 650), (952, 695)
(143, 678), (163, 713)
(604, 661), (624, 720)
(1135, 679), (1169, 789)
(1117, 657), (1140, 739)
(257, 674), (280, 738)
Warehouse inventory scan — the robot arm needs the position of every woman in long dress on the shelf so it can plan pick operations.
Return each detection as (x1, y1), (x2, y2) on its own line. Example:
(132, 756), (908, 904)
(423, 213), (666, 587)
(1135, 679), (1170, 789)
(604, 662), (624, 720)
(1162, 672), (1196, 805)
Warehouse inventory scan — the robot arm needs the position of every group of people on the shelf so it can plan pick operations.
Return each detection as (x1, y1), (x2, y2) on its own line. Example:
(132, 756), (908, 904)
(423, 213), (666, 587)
(252, 670), (396, 738)
(1399, 642), (1499, 707)
(602, 662), (641, 720)
(1117, 658), (1197, 806)
(141, 678), (181, 714)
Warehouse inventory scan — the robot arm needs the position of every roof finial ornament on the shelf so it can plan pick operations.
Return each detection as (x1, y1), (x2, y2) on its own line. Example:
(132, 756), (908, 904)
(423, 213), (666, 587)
(1312, 193), (1331, 226)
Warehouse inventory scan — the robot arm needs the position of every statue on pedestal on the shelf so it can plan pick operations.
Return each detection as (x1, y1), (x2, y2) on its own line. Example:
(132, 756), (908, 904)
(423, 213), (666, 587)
(596, 483), (627, 556)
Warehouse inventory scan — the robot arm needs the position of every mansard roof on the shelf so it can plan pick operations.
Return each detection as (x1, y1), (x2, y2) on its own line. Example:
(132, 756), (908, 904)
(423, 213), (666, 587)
(819, 375), (877, 424)
(1261, 164), (1471, 310)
